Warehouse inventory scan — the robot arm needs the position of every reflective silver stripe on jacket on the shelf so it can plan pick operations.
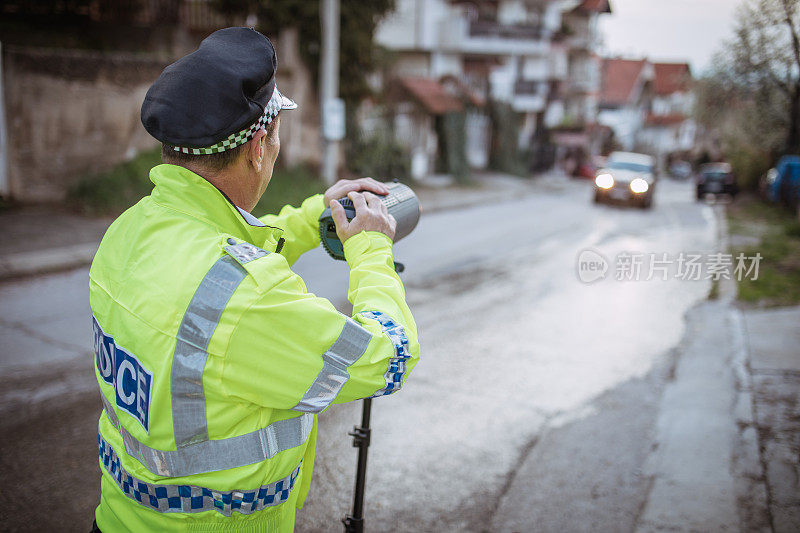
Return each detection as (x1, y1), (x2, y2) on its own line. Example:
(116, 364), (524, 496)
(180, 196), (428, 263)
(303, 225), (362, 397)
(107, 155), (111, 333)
(101, 394), (313, 477)
(99, 433), (302, 516)
(291, 318), (373, 413)
(171, 254), (248, 447)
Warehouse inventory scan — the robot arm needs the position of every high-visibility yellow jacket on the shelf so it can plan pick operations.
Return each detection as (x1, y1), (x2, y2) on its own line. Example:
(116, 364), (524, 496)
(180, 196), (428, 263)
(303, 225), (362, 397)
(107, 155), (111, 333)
(90, 164), (420, 532)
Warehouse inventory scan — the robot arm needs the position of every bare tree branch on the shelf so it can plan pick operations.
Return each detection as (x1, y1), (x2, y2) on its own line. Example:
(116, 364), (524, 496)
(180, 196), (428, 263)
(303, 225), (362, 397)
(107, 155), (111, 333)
(781, 0), (800, 76)
(701, 0), (800, 154)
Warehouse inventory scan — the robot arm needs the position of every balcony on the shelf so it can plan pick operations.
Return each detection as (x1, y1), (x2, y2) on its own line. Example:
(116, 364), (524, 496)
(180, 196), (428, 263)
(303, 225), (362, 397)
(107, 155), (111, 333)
(439, 18), (549, 55)
(567, 75), (597, 94)
(514, 80), (547, 95)
(469, 20), (543, 40)
(512, 80), (548, 112)
(568, 33), (598, 50)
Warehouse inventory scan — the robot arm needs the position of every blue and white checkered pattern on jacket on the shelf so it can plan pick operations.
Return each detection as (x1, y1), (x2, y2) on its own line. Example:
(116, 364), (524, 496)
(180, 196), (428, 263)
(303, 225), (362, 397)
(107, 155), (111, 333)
(360, 310), (411, 398)
(98, 433), (301, 516)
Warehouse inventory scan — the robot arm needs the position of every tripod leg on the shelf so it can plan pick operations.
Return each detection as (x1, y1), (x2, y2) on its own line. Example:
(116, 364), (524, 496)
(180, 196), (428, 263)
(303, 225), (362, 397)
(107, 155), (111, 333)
(343, 398), (372, 533)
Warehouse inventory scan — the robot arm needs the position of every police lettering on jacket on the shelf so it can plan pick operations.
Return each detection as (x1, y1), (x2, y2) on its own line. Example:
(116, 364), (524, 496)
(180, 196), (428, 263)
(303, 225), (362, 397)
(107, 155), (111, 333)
(93, 317), (153, 431)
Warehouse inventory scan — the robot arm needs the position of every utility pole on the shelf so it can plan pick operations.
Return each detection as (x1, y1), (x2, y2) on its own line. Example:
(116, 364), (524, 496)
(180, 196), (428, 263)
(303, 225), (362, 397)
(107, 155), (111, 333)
(0, 42), (9, 199)
(320, 0), (344, 185)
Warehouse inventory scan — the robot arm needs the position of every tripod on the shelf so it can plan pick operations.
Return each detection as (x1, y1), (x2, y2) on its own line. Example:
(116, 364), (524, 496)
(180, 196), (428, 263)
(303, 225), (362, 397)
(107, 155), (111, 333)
(342, 397), (372, 533)
(342, 260), (403, 533)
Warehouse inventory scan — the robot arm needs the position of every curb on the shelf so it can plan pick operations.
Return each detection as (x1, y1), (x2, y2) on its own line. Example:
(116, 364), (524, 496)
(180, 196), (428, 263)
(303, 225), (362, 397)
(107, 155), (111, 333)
(0, 242), (98, 281)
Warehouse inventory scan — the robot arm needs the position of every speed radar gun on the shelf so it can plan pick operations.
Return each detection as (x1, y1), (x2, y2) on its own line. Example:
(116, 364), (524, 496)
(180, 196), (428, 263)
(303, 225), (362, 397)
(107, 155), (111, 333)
(318, 181), (420, 533)
(318, 181), (421, 272)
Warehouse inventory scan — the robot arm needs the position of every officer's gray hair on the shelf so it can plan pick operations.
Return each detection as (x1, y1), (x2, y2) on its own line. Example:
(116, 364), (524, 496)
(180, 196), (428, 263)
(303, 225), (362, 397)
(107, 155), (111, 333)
(161, 112), (280, 172)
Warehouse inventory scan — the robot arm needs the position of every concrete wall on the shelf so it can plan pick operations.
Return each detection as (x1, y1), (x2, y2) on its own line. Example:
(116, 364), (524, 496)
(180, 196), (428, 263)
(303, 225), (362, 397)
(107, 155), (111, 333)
(3, 47), (165, 202)
(2, 31), (318, 203)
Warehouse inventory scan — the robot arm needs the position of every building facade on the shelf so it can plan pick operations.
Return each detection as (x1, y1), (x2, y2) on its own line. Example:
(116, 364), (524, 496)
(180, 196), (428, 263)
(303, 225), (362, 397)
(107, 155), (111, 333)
(597, 58), (695, 169)
(373, 0), (612, 178)
(639, 62), (696, 168)
(597, 58), (654, 152)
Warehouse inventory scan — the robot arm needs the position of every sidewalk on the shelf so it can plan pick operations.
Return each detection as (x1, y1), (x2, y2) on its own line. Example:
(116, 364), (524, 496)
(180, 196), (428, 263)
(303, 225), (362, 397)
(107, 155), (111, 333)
(491, 299), (799, 533)
(743, 306), (800, 532)
(634, 296), (768, 532)
(491, 211), (799, 532)
(0, 206), (112, 280)
(631, 297), (798, 533)
(0, 171), (554, 281)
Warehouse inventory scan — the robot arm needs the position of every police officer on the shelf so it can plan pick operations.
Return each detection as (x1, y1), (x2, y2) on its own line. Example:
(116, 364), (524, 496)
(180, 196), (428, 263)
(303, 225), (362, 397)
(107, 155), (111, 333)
(90, 27), (419, 531)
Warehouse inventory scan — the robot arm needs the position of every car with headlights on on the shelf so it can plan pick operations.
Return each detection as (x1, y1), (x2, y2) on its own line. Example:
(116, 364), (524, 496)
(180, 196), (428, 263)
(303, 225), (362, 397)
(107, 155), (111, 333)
(593, 151), (656, 208)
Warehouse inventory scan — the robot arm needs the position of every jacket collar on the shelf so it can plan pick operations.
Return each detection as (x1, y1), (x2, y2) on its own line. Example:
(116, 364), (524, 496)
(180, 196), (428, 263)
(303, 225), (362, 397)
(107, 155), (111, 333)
(148, 164), (283, 248)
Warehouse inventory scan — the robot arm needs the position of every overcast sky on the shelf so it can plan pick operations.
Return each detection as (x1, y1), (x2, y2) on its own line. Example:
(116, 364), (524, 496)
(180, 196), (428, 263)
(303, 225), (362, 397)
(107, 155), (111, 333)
(598, 0), (742, 74)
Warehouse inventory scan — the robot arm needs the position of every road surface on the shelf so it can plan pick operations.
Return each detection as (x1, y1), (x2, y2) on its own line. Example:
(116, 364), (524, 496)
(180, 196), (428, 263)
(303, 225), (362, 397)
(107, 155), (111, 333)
(0, 176), (718, 531)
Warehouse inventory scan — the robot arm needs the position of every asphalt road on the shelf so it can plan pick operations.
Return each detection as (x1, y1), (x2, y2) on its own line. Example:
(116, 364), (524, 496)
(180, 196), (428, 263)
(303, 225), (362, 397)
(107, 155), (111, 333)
(296, 177), (717, 532)
(0, 176), (718, 532)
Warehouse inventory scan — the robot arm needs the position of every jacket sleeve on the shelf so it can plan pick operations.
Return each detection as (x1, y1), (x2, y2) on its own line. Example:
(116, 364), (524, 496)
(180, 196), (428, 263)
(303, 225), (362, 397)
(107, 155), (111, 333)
(222, 231), (420, 411)
(259, 194), (325, 265)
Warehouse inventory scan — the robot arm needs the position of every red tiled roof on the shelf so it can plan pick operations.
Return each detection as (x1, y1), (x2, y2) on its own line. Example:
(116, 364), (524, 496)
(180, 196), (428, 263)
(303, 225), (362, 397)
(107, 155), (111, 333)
(645, 113), (686, 126)
(440, 74), (486, 107)
(601, 58), (647, 106)
(576, 0), (612, 13)
(398, 77), (463, 115)
(653, 62), (691, 95)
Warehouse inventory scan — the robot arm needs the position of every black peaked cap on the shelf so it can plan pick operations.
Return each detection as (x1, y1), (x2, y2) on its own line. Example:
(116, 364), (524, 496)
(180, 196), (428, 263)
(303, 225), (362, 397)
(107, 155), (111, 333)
(141, 27), (280, 148)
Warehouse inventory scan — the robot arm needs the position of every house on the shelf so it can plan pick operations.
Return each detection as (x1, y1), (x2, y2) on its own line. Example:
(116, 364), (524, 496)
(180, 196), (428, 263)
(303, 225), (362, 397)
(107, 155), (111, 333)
(384, 76), (485, 179)
(373, 0), (575, 177)
(548, 0), (610, 127)
(596, 58), (695, 168)
(547, 0), (612, 173)
(597, 58), (654, 151)
(639, 62), (696, 167)
(373, 0), (614, 178)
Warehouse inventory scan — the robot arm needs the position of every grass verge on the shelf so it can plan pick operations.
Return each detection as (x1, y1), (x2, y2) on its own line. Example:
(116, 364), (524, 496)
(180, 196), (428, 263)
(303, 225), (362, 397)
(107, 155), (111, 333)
(68, 149), (326, 217)
(67, 148), (162, 215)
(252, 165), (326, 218)
(727, 194), (800, 307)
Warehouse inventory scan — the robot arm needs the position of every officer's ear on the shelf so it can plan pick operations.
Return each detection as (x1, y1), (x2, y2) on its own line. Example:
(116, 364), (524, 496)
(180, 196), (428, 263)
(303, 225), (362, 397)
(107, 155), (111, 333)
(246, 129), (268, 172)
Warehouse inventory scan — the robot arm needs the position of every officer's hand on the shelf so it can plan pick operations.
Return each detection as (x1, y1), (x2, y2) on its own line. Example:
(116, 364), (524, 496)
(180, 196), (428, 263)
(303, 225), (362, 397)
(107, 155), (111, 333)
(331, 191), (396, 243)
(323, 177), (388, 207)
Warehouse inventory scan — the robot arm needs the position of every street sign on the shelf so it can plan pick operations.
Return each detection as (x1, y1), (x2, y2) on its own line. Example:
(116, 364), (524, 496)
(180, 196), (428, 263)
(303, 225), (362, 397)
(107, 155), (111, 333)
(322, 98), (345, 141)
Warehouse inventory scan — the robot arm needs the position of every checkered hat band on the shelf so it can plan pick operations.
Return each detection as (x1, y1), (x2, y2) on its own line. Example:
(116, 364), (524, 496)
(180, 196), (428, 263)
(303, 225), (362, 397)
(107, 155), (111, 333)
(172, 87), (282, 155)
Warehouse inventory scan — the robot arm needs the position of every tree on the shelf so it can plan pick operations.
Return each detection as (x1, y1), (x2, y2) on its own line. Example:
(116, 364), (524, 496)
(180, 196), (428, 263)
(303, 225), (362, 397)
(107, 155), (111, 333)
(211, 0), (395, 105)
(694, 0), (800, 188)
(727, 0), (800, 153)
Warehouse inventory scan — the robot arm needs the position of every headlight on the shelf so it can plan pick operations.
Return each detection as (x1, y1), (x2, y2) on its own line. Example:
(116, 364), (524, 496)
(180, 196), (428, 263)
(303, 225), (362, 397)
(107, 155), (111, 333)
(766, 168), (778, 185)
(630, 178), (649, 193)
(595, 173), (614, 189)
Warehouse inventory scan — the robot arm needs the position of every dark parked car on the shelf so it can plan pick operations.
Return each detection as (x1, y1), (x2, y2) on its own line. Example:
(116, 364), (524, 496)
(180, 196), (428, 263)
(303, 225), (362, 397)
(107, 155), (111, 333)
(696, 163), (738, 200)
(669, 160), (692, 180)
